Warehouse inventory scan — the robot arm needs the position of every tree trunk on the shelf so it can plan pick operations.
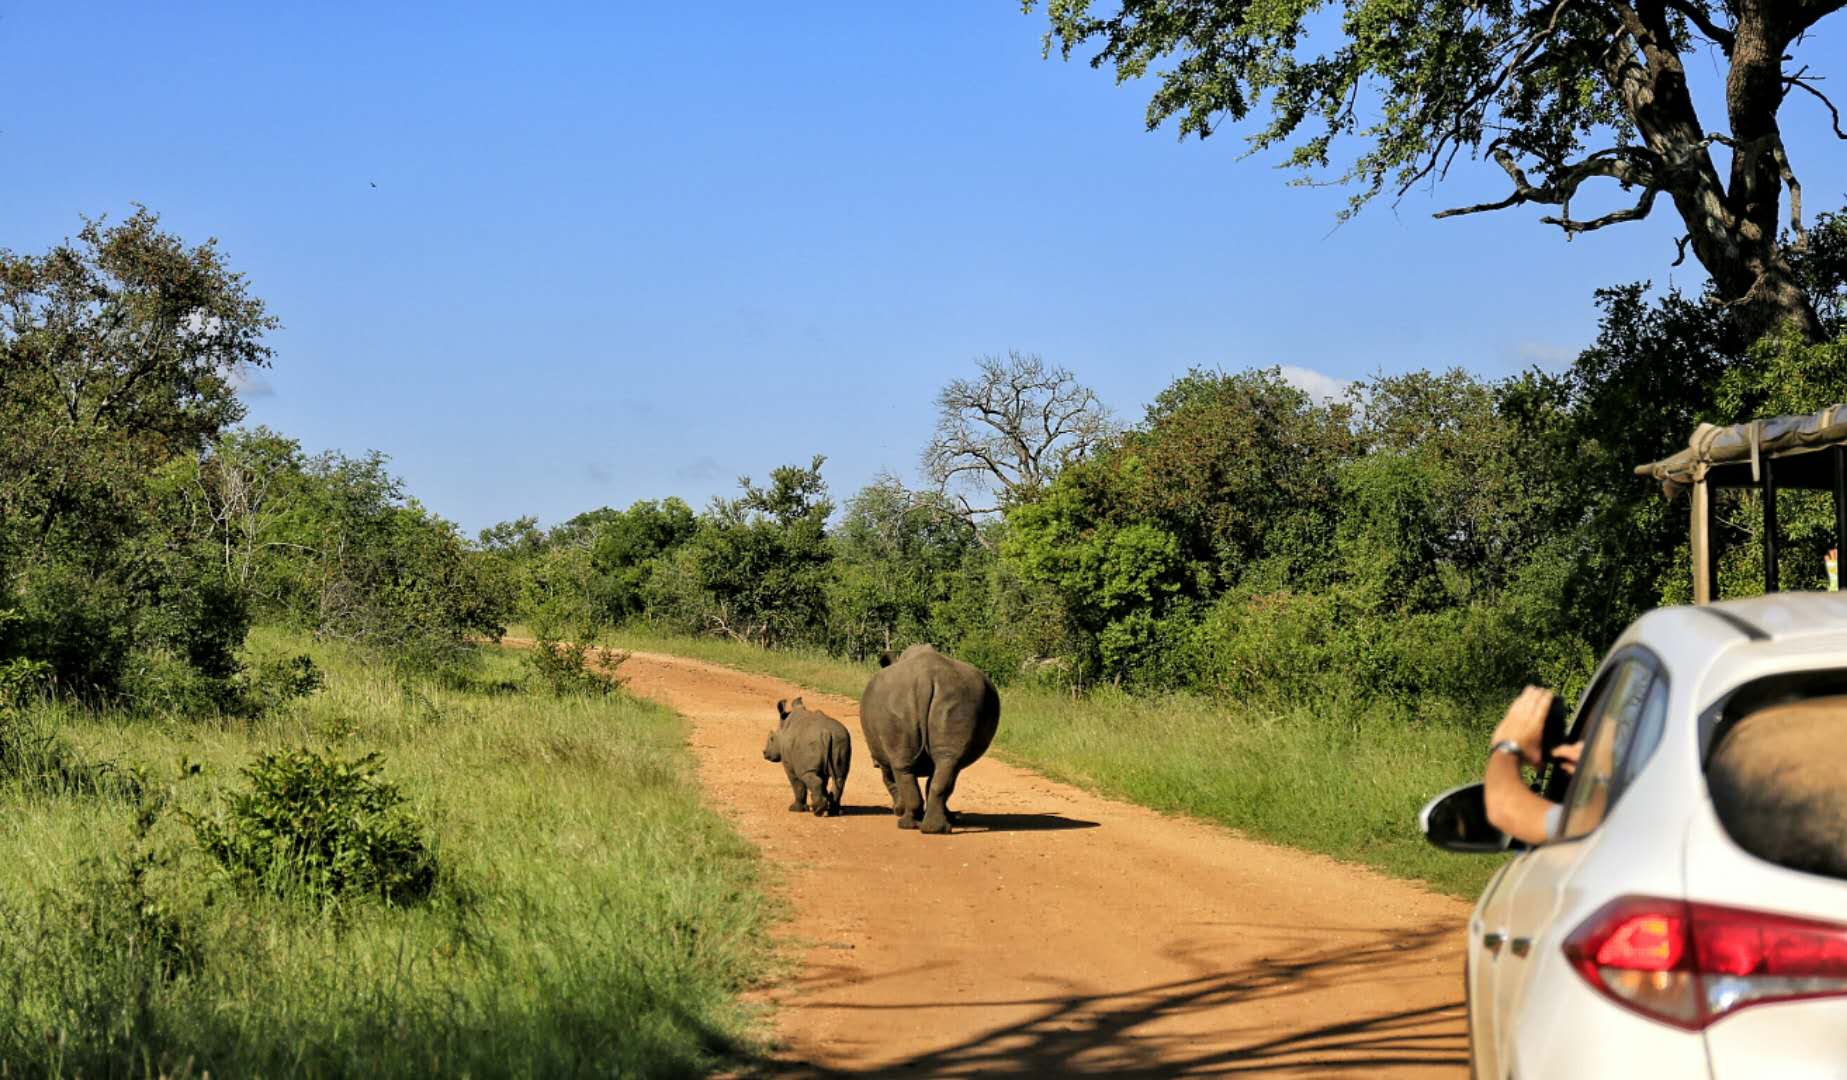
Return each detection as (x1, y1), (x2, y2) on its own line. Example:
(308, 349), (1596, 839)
(1615, 0), (1824, 343)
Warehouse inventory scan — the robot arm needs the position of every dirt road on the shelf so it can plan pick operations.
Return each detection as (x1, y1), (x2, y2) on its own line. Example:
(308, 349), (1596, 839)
(619, 649), (1471, 1077)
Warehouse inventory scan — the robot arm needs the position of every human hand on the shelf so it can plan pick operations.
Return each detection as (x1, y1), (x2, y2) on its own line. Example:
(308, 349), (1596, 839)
(1552, 741), (1583, 775)
(1491, 685), (1555, 767)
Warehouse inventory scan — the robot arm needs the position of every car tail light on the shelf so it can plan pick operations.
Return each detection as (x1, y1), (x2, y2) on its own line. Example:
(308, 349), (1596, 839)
(1564, 896), (1847, 1030)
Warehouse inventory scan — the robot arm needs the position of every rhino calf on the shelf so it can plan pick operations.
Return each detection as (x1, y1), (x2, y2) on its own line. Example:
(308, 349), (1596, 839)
(762, 697), (851, 817)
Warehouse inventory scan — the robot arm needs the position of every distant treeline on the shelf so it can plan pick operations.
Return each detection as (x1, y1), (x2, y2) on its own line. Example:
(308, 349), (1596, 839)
(490, 225), (1847, 719)
(5, 209), (1846, 722)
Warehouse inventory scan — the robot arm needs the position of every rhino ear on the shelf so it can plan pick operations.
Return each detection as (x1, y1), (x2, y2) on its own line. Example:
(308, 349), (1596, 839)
(776, 698), (791, 720)
(792, 696), (804, 708)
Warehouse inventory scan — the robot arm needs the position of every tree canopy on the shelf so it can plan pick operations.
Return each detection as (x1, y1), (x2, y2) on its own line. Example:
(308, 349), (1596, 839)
(1030, 0), (1846, 340)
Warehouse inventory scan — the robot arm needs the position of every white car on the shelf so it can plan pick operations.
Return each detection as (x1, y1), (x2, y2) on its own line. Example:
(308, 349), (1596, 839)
(1422, 592), (1847, 1079)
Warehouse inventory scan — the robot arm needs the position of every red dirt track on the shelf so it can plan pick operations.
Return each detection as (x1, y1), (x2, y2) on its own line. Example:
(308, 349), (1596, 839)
(619, 648), (1472, 1077)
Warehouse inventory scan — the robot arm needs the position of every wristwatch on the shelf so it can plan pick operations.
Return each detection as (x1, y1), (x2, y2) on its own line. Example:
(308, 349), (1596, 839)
(1490, 739), (1525, 759)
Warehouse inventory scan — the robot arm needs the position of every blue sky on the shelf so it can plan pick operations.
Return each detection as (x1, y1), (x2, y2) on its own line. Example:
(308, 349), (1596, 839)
(5, 3), (1846, 533)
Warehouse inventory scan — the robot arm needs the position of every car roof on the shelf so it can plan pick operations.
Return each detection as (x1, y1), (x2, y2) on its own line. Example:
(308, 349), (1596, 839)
(1623, 593), (1847, 749)
(1633, 591), (1847, 649)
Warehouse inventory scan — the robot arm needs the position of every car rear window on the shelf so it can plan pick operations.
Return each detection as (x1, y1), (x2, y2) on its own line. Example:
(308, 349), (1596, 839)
(1708, 691), (1847, 881)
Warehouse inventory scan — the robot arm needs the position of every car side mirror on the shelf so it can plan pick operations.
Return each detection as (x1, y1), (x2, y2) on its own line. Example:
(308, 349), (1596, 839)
(1419, 782), (1515, 854)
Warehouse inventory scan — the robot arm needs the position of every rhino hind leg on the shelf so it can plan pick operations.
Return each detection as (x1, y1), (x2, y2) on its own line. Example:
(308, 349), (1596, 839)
(803, 772), (829, 817)
(891, 767), (924, 830)
(786, 773), (808, 813)
(875, 762), (899, 814)
(921, 761), (964, 834)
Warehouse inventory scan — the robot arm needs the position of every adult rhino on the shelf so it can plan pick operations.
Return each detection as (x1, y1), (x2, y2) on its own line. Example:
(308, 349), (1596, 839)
(859, 643), (1000, 833)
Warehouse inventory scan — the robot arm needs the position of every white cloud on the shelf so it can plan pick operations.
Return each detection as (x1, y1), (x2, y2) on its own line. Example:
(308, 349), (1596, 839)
(675, 456), (722, 482)
(229, 366), (275, 399)
(1278, 364), (1352, 404)
(1516, 341), (1579, 369)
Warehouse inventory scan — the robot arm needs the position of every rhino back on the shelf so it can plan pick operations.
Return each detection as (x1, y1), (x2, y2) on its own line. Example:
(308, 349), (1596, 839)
(784, 709), (851, 775)
(860, 650), (998, 767)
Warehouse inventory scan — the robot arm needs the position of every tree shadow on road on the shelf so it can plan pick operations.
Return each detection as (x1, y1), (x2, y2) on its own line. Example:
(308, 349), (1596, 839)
(723, 923), (1465, 1078)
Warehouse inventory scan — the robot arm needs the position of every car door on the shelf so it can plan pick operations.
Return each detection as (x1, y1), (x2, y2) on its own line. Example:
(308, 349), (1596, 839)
(1469, 854), (1527, 1080)
(1486, 654), (1669, 1071)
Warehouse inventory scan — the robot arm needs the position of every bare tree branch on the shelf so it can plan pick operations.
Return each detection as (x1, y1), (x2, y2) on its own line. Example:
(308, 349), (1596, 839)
(1664, 0), (1735, 53)
(1784, 75), (1847, 140)
(923, 351), (1116, 521)
(1435, 144), (1663, 236)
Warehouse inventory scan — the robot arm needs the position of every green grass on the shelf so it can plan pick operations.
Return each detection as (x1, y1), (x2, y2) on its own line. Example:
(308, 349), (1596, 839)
(0, 627), (775, 1078)
(605, 629), (1503, 899)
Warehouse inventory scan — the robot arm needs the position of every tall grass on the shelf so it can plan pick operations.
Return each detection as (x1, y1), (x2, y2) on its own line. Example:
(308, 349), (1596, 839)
(605, 629), (1502, 898)
(0, 627), (773, 1077)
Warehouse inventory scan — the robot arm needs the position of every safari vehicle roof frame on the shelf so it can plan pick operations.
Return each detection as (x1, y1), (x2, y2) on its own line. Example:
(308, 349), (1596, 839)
(1635, 406), (1847, 603)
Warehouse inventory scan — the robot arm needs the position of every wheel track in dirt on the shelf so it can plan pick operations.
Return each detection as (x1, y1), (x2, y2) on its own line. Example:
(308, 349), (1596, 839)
(602, 645), (1471, 1076)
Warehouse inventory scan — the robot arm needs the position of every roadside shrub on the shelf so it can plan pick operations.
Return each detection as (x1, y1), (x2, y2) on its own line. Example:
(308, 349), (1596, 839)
(0, 655), (51, 708)
(120, 649), (243, 717)
(953, 630), (1030, 687)
(523, 636), (627, 697)
(1193, 589), (1342, 700)
(239, 653), (324, 713)
(191, 748), (437, 907)
(119, 650), (323, 720)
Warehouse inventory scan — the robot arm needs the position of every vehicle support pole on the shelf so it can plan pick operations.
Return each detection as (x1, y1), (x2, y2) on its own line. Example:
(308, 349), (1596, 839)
(1763, 457), (1780, 593)
(1692, 479), (1713, 605)
(1833, 445), (1847, 590)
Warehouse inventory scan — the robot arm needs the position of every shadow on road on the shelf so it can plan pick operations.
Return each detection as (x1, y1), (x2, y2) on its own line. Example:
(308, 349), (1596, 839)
(828, 807), (1100, 831)
(724, 924), (1465, 1078)
(948, 811), (1100, 833)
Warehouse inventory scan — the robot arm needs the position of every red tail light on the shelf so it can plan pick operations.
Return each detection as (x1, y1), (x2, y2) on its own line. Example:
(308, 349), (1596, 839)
(1564, 896), (1847, 1030)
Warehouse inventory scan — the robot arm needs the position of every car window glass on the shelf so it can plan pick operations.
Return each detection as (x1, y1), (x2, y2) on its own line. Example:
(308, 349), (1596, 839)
(1558, 659), (1658, 840)
(1617, 678), (1669, 792)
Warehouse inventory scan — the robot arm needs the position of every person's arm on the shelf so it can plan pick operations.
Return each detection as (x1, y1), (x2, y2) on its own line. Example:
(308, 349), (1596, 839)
(1484, 685), (1560, 846)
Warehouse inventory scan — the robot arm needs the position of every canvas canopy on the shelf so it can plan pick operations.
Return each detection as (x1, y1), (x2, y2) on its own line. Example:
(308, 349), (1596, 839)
(1635, 405), (1847, 604)
(1636, 405), (1847, 497)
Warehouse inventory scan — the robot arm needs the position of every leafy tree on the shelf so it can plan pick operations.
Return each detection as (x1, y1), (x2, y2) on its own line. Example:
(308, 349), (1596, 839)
(1337, 369), (1538, 611)
(1030, 0), (1845, 340)
(827, 477), (980, 658)
(0, 209), (276, 695)
(242, 449), (512, 666)
(1123, 367), (1358, 590)
(588, 498), (698, 624)
(476, 515), (546, 559)
(663, 458), (836, 647)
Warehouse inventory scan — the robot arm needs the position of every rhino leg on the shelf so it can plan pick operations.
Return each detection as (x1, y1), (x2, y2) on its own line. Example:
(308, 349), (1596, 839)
(921, 761), (963, 834)
(891, 767), (923, 830)
(876, 762), (899, 814)
(803, 772), (829, 817)
(786, 773), (808, 812)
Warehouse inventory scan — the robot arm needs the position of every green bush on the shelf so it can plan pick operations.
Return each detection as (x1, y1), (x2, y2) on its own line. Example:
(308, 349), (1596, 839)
(523, 637), (628, 696)
(239, 652), (324, 713)
(191, 748), (438, 907)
